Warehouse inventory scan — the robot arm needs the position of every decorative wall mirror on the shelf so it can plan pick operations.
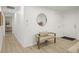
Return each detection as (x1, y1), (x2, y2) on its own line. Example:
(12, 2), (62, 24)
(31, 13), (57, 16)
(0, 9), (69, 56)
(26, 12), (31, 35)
(37, 13), (47, 26)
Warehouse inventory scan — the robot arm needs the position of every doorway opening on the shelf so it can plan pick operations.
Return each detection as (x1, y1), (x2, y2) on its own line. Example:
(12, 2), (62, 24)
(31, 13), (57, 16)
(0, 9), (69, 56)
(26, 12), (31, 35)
(5, 15), (13, 34)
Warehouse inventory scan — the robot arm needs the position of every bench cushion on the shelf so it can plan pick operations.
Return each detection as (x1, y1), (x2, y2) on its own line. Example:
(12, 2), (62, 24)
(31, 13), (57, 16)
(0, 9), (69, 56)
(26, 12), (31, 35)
(39, 32), (48, 36)
(40, 35), (54, 41)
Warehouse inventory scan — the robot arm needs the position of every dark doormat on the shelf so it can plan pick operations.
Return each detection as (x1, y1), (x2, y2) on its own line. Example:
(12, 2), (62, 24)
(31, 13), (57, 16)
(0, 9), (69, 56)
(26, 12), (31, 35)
(62, 36), (76, 41)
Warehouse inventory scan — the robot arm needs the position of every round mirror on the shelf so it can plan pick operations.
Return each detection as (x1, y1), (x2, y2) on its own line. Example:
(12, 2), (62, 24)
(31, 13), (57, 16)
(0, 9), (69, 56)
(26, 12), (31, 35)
(37, 13), (47, 26)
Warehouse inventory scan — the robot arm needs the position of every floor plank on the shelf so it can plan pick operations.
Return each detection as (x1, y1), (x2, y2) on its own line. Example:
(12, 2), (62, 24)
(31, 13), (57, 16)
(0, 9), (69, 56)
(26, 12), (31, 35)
(1, 32), (79, 53)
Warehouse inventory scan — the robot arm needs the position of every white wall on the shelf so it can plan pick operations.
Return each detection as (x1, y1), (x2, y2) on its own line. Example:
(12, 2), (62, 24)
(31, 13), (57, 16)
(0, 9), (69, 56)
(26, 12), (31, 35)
(63, 10), (79, 39)
(13, 7), (25, 47)
(0, 6), (4, 51)
(2, 7), (5, 37)
(0, 26), (3, 51)
(13, 7), (63, 48)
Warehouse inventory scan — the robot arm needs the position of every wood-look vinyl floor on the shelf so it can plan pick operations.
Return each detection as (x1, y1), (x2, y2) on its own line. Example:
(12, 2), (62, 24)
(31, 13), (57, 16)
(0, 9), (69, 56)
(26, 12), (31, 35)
(1, 32), (79, 53)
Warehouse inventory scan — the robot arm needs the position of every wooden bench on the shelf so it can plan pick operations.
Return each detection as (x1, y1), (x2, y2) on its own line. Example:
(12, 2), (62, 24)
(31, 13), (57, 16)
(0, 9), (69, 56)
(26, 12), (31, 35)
(35, 32), (56, 49)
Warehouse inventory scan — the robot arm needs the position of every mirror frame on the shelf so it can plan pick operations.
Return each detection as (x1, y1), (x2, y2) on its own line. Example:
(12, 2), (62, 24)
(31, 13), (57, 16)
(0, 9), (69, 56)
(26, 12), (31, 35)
(36, 13), (47, 26)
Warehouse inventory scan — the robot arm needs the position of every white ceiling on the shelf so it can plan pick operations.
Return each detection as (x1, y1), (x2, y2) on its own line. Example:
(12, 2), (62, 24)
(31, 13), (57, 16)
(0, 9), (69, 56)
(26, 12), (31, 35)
(2, 6), (20, 16)
(2, 6), (18, 13)
(3, 6), (79, 13)
(2, 6), (79, 16)
(45, 6), (79, 12)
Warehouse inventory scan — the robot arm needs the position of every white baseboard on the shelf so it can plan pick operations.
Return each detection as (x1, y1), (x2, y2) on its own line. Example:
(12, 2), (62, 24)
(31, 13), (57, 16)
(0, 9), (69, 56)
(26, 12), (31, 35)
(23, 42), (37, 48)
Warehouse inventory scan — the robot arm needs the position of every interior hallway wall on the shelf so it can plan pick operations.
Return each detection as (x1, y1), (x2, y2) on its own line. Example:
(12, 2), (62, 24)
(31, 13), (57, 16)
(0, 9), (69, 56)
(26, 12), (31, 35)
(63, 10), (79, 39)
(13, 7), (25, 47)
(0, 6), (4, 51)
(13, 7), (64, 48)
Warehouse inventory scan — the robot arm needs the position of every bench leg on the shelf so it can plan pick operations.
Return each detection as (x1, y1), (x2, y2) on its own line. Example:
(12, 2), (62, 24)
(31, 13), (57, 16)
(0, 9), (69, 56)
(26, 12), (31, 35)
(37, 39), (40, 49)
(54, 37), (56, 43)
(54, 34), (56, 43)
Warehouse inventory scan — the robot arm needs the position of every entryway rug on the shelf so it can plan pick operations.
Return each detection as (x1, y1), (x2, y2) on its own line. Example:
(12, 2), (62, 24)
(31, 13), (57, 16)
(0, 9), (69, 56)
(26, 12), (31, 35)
(62, 36), (75, 41)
